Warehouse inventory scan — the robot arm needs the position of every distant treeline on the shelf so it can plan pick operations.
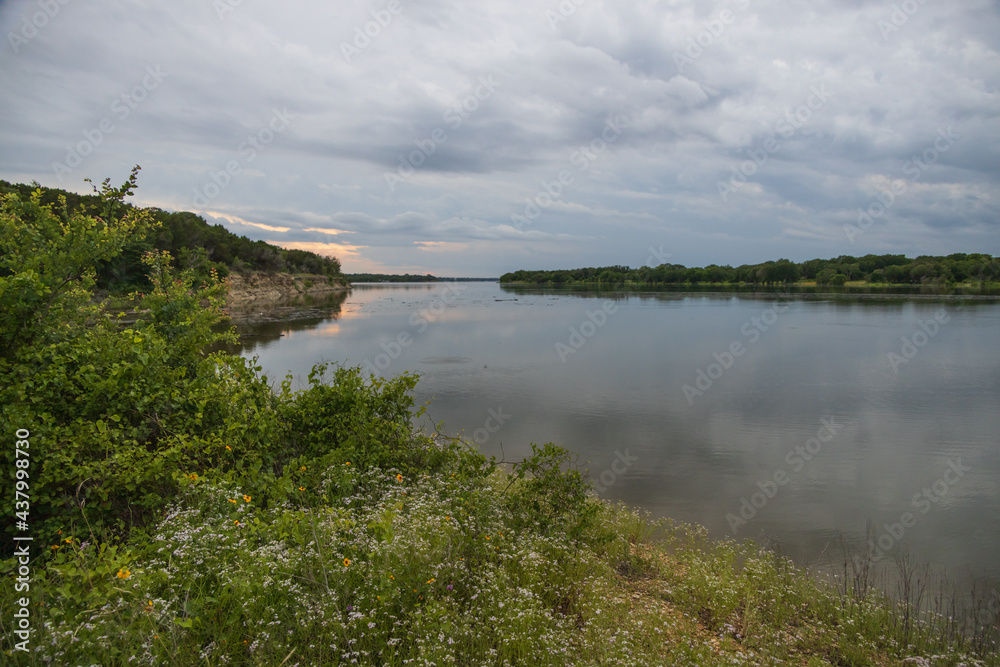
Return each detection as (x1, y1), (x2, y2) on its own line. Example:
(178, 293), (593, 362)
(501, 254), (1000, 286)
(346, 274), (498, 282)
(0, 179), (342, 292)
(346, 273), (440, 282)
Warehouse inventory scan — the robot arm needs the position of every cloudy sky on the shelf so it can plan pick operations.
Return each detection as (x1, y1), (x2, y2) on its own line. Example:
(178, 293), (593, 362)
(1, 0), (997, 276)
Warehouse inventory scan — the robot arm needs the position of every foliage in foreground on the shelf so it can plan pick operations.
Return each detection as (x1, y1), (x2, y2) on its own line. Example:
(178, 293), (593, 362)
(1, 174), (997, 665)
(5, 468), (999, 665)
(0, 176), (343, 293)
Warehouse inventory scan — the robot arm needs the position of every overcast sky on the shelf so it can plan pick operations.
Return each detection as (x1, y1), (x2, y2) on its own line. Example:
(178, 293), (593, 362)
(1, 0), (997, 276)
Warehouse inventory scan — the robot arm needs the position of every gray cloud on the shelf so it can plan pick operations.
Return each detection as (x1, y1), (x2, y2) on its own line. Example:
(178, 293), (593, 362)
(1, 0), (997, 276)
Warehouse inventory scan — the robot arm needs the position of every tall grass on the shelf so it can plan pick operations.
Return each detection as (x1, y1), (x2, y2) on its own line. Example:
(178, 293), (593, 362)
(4, 451), (997, 665)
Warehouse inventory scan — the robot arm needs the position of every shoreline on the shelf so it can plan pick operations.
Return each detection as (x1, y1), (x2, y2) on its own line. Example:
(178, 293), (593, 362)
(225, 271), (350, 304)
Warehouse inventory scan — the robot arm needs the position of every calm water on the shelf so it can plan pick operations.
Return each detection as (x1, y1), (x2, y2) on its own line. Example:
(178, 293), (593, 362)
(234, 282), (1000, 584)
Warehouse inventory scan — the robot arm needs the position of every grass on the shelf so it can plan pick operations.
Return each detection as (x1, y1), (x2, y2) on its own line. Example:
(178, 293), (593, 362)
(3, 438), (997, 666)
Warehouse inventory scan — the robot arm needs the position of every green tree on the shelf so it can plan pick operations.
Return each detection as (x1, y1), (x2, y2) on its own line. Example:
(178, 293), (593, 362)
(0, 169), (252, 548)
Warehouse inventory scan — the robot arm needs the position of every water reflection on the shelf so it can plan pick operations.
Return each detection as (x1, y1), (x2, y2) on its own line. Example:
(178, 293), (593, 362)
(234, 282), (1000, 587)
(220, 289), (349, 354)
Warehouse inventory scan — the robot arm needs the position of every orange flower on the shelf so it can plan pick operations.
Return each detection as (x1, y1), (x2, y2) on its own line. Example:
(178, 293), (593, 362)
(243, 495), (251, 503)
(396, 474), (403, 482)
(343, 558), (350, 567)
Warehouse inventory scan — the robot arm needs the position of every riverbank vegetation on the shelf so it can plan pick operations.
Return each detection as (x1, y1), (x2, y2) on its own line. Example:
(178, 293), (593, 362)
(2, 175), (997, 665)
(0, 172), (344, 294)
(501, 254), (1000, 288)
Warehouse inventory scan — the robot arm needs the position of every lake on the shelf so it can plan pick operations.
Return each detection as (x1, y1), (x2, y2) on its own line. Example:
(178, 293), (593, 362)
(231, 281), (1000, 587)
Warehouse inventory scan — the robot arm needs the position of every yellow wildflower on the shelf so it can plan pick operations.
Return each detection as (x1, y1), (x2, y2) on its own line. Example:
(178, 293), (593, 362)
(243, 494), (251, 503)
(343, 558), (350, 567)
